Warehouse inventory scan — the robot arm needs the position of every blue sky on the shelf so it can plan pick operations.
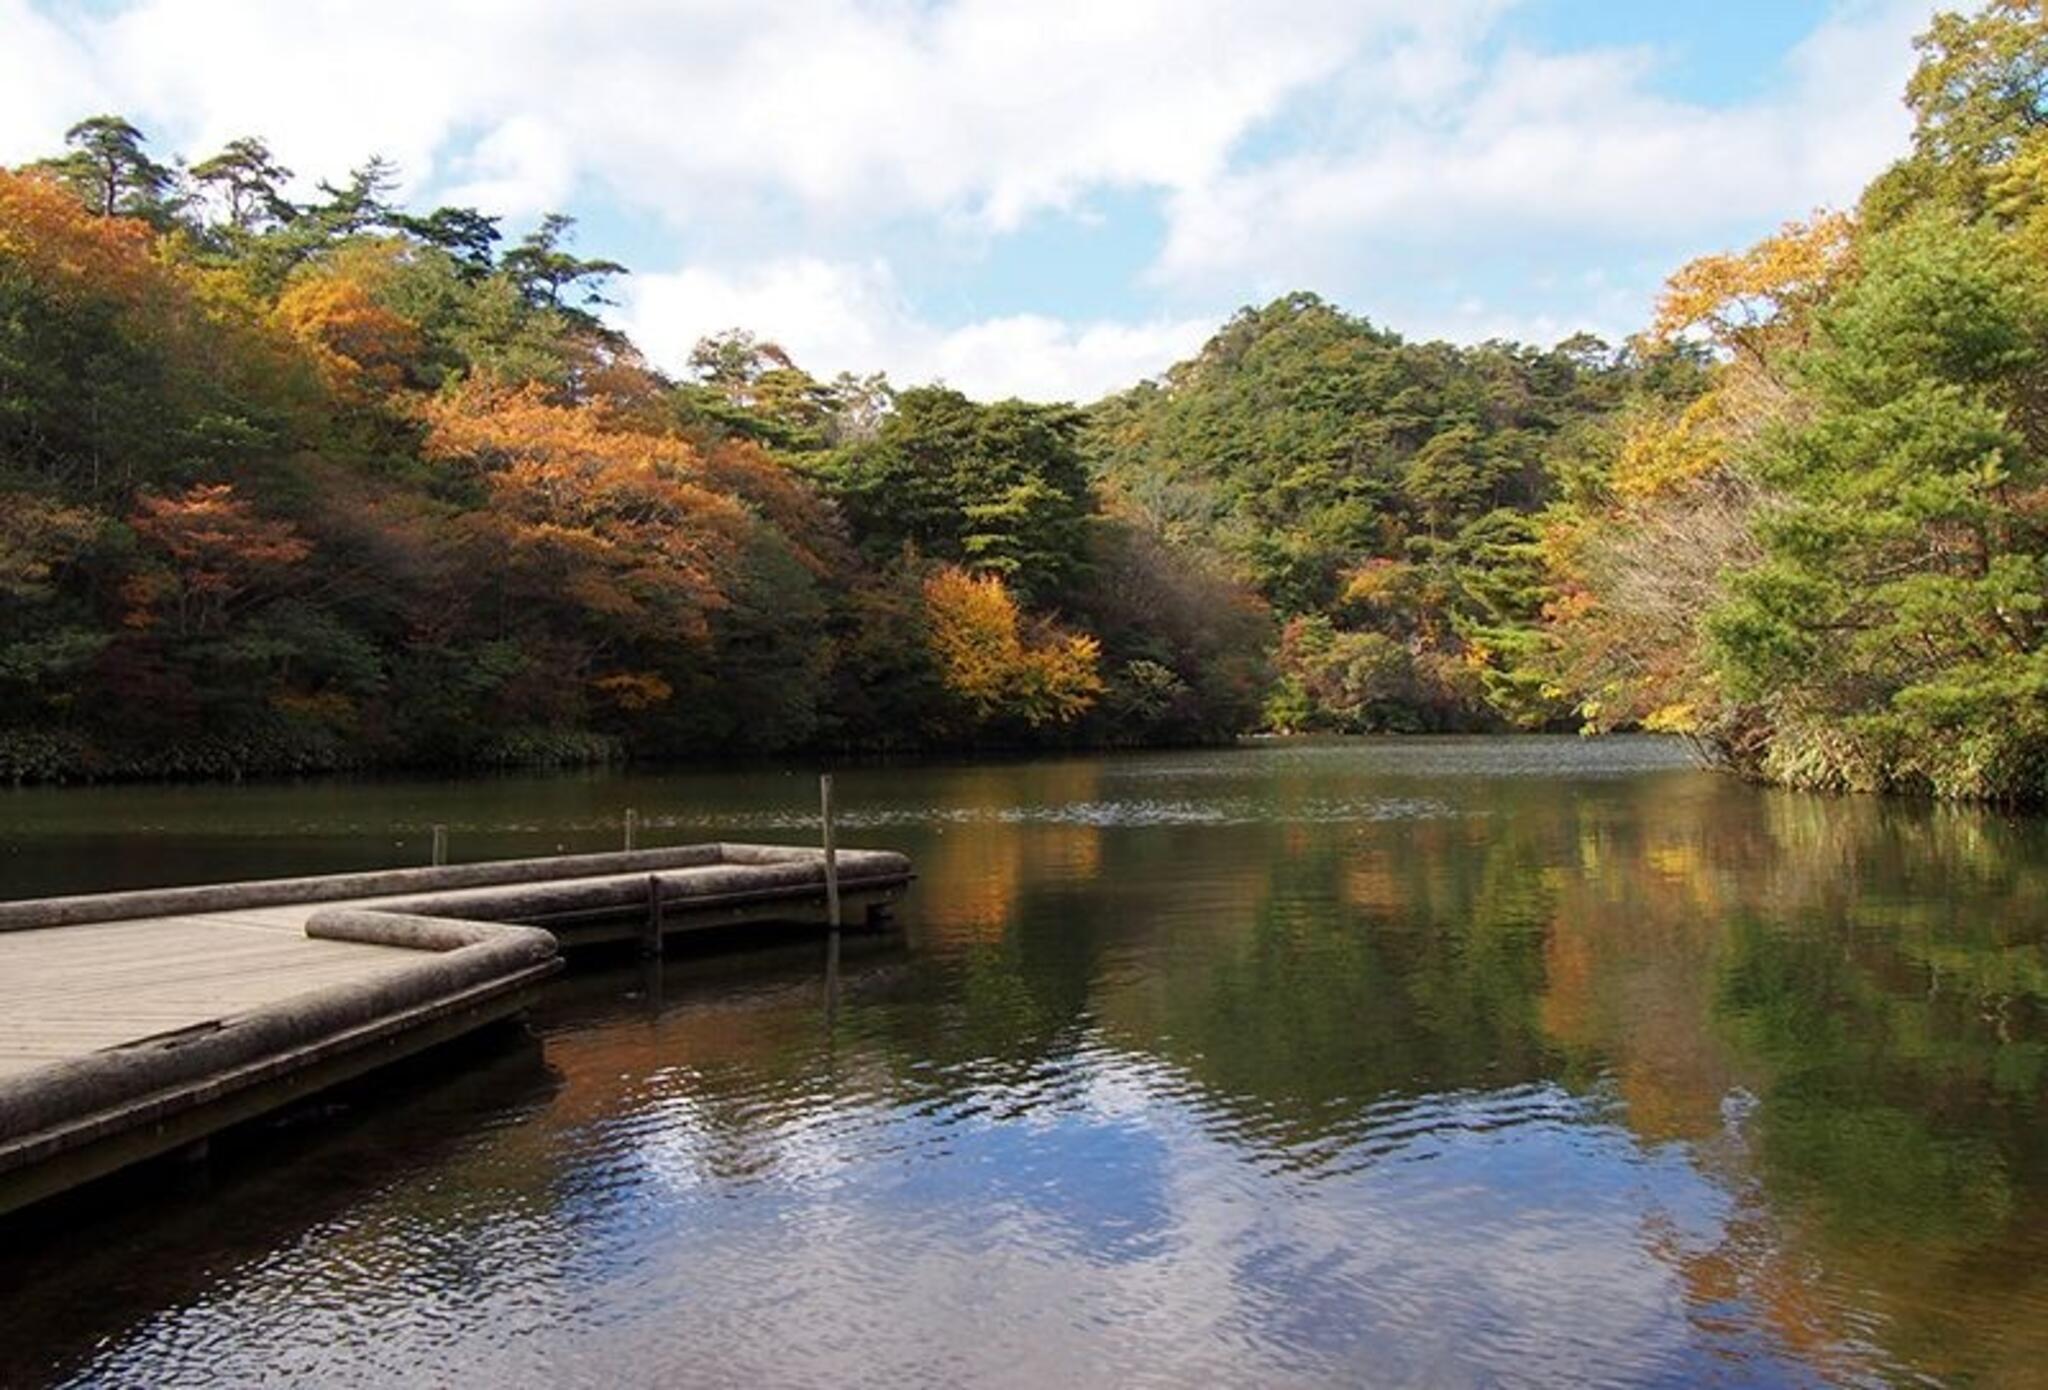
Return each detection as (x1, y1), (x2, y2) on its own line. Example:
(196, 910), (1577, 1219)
(4, 0), (1939, 399)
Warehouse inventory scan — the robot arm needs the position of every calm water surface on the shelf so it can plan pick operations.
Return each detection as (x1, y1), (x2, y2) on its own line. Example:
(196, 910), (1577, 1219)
(1, 737), (2045, 1387)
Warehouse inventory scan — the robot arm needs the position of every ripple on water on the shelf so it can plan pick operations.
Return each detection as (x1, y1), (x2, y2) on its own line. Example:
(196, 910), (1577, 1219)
(36, 1024), (1936, 1390)
(6, 737), (2027, 1390)
(623, 794), (1466, 833)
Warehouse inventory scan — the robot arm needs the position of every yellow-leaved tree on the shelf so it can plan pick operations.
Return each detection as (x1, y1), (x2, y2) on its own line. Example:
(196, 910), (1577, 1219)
(922, 566), (1102, 733)
(1539, 214), (1859, 738)
(275, 275), (424, 402)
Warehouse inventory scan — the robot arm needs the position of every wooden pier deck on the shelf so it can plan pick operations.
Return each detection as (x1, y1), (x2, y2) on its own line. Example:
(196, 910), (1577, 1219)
(0, 909), (449, 1081)
(0, 842), (912, 1214)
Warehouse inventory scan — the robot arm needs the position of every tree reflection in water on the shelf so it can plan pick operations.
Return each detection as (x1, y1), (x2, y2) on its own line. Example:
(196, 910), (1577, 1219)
(1, 739), (2043, 1386)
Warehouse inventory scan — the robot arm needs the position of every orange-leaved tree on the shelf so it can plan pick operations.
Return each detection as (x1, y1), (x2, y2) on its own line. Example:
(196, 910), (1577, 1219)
(275, 275), (424, 402)
(123, 482), (312, 635)
(1652, 212), (1856, 371)
(0, 169), (164, 307)
(417, 383), (754, 678)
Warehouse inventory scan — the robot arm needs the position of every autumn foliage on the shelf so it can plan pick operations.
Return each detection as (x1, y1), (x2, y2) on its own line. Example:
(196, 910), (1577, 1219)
(922, 566), (1102, 730)
(0, 135), (1167, 779)
(0, 170), (161, 309)
(123, 483), (311, 634)
(419, 383), (749, 644)
(29, 7), (2048, 805)
(276, 275), (423, 399)
(1651, 212), (1856, 361)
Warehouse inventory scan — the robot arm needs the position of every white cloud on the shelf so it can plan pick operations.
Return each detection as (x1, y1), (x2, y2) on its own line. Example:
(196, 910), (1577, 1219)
(1152, 0), (1931, 287)
(6, 0), (1502, 228)
(0, 1), (103, 166)
(439, 115), (576, 221)
(620, 258), (1213, 401)
(924, 314), (1214, 402)
(3, 0), (1942, 391)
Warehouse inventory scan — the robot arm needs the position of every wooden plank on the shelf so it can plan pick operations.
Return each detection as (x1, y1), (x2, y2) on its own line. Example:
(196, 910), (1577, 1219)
(0, 909), (427, 1078)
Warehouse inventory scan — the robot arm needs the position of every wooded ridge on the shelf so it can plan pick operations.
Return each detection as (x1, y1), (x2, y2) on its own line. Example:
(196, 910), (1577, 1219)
(5, 1), (2047, 801)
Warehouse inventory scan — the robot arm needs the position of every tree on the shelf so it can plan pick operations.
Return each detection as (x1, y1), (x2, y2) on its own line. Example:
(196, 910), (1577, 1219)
(32, 115), (178, 222)
(191, 137), (295, 232)
(0, 494), (111, 714)
(823, 370), (892, 444)
(1704, 211), (2048, 798)
(1061, 519), (1276, 743)
(275, 274), (425, 400)
(675, 334), (892, 451)
(1653, 213), (1856, 370)
(500, 213), (627, 312)
(391, 206), (502, 277)
(681, 328), (850, 448)
(417, 381), (750, 656)
(1404, 424), (1498, 534)
(922, 566), (1102, 733)
(689, 328), (792, 391)
(309, 157), (399, 238)
(829, 388), (1092, 603)
(1907, 2), (2048, 180)
(1528, 214), (1853, 743)
(1272, 616), (1419, 732)
(123, 484), (312, 636)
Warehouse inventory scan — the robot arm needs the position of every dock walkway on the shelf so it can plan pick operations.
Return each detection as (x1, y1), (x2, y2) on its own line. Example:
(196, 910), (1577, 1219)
(0, 842), (912, 1213)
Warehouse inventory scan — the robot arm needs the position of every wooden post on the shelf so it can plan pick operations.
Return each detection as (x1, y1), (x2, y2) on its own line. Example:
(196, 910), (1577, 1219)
(640, 947), (665, 1013)
(642, 873), (664, 957)
(822, 773), (842, 1022)
(825, 922), (842, 1023)
(624, 807), (638, 852)
(431, 824), (447, 867)
(820, 774), (841, 929)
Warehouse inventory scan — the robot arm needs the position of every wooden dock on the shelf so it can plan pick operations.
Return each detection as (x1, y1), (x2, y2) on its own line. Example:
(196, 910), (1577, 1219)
(0, 842), (912, 1214)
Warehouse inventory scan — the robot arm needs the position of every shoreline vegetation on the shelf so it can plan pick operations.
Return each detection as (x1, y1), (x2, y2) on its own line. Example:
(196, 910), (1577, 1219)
(7, 3), (2048, 800)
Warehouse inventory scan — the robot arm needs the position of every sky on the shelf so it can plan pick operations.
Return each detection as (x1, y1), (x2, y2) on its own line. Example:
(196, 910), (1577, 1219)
(3, 0), (1943, 401)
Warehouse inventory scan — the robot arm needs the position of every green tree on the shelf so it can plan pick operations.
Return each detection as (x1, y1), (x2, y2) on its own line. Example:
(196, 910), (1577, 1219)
(1088, 293), (1626, 731)
(309, 157), (399, 237)
(190, 137), (295, 232)
(33, 115), (179, 222)
(1909, 2), (2048, 181)
(391, 206), (501, 277)
(500, 213), (627, 313)
(1708, 212), (2048, 797)
(827, 387), (1093, 603)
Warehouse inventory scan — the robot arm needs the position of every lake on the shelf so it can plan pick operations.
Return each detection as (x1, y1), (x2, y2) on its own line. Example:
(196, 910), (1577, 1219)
(1, 736), (2044, 1387)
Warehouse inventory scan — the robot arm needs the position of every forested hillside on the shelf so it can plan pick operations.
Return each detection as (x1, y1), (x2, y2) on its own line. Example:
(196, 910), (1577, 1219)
(0, 127), (1268, 780)
(1085, 295), (1701, 732)
(1534, 0), (2048, 801)
(7, 0), (2048, 800)
(1091, 0), (2048, 801)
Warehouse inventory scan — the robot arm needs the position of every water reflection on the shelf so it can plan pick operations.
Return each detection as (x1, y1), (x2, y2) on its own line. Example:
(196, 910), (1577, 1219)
(1, 738), (2044, 1385)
